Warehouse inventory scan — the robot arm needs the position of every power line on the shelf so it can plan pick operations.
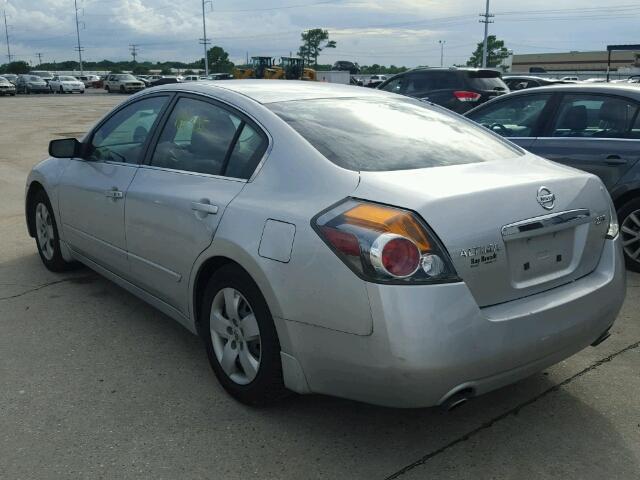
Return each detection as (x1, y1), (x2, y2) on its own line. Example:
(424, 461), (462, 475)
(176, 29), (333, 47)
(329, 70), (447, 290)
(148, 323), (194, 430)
(129, 44), (139, 62)
(479, 0), (494, 68)
(73, 0), (84, 75)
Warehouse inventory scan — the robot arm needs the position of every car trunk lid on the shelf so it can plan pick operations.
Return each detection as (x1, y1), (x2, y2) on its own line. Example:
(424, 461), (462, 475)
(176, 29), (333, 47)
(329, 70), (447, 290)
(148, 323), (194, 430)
(354, 155), (610, 307)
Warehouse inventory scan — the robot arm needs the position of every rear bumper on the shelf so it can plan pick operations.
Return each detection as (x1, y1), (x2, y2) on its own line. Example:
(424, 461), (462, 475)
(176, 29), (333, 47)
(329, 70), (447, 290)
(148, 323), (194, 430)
(284, 237), (626, 408)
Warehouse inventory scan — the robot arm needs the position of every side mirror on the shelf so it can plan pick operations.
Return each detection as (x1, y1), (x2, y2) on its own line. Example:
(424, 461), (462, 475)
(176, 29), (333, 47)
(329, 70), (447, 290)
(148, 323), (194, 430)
(49, 138), (82, 158)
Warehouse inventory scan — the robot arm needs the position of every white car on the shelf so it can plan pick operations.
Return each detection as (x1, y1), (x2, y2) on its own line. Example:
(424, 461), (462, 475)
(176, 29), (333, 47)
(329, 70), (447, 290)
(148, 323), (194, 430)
(104, 74), (146, 94)
(183, 75), (201, 82)
(49, 76), (85, 94)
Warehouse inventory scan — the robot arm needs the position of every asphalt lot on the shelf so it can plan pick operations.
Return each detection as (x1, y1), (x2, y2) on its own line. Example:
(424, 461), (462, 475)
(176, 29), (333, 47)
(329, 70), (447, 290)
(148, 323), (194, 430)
(0, 92), (639, 480)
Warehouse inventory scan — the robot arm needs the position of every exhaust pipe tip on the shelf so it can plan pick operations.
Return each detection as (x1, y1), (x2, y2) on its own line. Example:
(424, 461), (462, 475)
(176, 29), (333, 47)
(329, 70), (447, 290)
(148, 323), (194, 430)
(441, 388), (474, 412)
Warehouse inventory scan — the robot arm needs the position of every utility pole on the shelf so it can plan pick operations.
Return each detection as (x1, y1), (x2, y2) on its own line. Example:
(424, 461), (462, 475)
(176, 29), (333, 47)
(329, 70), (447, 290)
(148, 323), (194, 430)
(36, 52), (43, 66)
(438, 40), (445, 67)
(73, 0), (84, 75)
(129, 44), (139, 62)
(200, 0), (212, 77)
(479, 0), (494, 68)
(3, 9), (12, 63)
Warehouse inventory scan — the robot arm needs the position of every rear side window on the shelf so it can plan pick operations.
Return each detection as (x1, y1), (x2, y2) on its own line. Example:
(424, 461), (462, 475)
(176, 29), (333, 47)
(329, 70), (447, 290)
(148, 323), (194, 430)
(552, 94), (639, 138)
(268, 97), (522, 172)
(467, 94), (552, 137)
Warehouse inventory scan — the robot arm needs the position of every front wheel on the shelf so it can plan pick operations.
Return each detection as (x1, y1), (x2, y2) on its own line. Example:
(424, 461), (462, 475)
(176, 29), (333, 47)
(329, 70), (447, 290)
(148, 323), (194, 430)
(201, 264), (288, 405)
(618, 198), (640, 272)
(105, 86), (110, 93)
(30, 190), (77, 272)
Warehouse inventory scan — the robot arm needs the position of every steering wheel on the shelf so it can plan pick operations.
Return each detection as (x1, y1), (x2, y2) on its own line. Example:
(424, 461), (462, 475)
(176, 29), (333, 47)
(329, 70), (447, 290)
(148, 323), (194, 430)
(489, 123), (511, 136)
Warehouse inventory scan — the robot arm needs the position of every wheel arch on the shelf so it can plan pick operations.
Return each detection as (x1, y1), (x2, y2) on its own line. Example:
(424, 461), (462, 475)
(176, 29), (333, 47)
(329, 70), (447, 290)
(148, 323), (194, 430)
(613, 187), (640, 212)
(25, 180), (46, 238)
(190, 248), (285, 343)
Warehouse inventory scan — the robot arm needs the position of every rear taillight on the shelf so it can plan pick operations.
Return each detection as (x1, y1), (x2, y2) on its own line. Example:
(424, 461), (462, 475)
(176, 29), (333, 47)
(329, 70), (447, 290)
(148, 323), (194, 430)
(453, 90), (481, 102)
(313, 199), (458, 284)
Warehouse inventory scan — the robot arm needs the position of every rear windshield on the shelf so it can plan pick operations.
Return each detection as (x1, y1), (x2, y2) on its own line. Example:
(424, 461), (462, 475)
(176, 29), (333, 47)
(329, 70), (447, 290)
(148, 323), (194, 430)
(467, 73), (508, 91)
(267, 97), (522, 171)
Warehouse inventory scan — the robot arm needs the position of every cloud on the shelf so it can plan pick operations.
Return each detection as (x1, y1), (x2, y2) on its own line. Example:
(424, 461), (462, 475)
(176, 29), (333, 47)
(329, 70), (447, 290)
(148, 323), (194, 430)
(2, 0), (639, 67)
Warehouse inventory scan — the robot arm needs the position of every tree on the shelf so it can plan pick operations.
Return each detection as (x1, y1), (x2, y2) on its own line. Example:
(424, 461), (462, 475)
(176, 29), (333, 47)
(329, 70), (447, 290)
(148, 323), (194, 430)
(466, 35), (509, 68)
(205, 46), (234, 73)
(1, 61), (30, 74)
(298, 28), (336, 67)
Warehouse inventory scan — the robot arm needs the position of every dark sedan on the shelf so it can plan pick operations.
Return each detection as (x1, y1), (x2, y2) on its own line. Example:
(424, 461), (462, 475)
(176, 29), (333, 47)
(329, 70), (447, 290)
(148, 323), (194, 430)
(466, 84), (640, 271)
(503, 75), (573, 91)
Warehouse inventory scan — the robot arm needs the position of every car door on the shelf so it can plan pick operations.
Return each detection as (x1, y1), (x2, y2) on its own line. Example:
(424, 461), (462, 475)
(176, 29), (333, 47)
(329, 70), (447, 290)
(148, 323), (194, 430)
(465, 92), (556, 149)
(124, 94), (269, 314)
(57, 94), (172, 277)
(529, 93), (640, 189)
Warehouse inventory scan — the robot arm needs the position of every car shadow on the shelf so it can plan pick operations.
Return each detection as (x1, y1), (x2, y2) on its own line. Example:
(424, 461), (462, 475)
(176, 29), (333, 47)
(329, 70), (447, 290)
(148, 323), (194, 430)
(1, 252), (637, 479)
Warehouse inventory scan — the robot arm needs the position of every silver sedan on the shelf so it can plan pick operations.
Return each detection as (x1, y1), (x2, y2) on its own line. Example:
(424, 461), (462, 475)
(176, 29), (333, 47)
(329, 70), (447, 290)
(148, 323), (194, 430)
(25, 81), (626, 408)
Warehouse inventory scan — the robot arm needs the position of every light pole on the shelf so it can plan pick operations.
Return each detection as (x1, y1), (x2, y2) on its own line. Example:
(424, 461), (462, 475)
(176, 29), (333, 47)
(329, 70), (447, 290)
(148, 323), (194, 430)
(480, 0), (494, 68)
(438, 40), (445, 67)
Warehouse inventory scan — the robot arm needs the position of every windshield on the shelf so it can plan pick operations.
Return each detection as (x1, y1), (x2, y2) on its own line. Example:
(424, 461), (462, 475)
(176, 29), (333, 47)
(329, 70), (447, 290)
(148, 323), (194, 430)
(60, 76), (77, 81)
(28, 76), (43, 82)
(268, 97), (522, 172)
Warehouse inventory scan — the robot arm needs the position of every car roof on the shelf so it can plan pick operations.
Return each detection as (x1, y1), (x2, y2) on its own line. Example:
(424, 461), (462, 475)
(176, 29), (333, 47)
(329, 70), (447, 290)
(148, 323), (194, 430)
(151, 79), (397, 104)
(497, 83), (640, 98)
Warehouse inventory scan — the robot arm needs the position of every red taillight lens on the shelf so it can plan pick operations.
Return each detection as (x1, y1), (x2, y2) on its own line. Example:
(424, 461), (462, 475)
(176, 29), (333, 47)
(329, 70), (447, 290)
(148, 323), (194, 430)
(372, 234), (420, 278)
(313, 199), (458, 284)
(321, 226), (361, 256)
(453, 90), (481, 102)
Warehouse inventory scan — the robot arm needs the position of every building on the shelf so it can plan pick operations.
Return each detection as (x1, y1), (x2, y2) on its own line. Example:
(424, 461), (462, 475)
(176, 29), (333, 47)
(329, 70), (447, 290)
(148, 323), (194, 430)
(510, 49), (640, 79)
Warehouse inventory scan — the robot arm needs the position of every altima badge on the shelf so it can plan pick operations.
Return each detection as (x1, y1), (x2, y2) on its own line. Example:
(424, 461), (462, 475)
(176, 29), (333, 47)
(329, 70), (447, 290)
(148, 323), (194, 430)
(537, 186), (555, 210)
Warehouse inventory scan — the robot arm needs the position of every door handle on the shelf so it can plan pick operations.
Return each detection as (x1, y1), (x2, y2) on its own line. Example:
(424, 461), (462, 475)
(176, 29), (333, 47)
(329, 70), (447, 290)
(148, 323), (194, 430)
(604, 155), (627, 165)
(104, 189), (124, 199)
(191, 201), (219, 215)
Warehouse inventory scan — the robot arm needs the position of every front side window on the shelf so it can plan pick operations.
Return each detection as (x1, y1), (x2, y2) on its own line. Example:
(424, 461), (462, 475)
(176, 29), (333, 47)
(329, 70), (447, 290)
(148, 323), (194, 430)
(268, 97), (522, 172)
(89, 96), (168, 164)
(150, 97), (242, 176)
(467, 94), (552, 137)
(552, 94), (639, 138)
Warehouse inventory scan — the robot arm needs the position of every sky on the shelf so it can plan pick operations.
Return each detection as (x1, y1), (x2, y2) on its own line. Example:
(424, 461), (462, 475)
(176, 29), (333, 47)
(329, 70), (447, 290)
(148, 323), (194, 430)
(2, 0), (640, 68)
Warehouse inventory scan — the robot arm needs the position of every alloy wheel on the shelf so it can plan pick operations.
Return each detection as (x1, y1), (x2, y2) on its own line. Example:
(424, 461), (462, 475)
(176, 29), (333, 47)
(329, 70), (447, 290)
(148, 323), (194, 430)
(35, 202), (55, 261)
(210, 287), (261, 385)
(621, 209), (640, 263)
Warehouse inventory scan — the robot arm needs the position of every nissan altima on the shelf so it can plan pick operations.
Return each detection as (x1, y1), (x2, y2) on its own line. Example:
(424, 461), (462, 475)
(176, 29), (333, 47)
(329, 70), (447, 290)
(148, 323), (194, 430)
(25, 81), (626, 408)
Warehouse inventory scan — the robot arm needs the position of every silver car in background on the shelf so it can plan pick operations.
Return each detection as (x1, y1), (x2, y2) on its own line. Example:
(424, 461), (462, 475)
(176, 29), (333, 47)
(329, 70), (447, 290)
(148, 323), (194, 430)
(25, 81), (626, 408)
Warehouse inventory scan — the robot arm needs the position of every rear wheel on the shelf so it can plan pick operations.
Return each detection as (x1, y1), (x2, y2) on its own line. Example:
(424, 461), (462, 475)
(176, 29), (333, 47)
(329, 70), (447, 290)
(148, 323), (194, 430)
(619, 198), (640, 272)
(105, 85), (110, 93)
(59, 86), (64, 94)
(30, 190), (77, 272)
(201, 264), (288, 405)
(119, 85), (125, 94)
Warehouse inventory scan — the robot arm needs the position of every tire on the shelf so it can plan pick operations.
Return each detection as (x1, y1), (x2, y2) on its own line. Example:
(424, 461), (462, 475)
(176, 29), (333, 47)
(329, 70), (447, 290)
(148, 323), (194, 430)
(30, 190), (77, 272)
(119, 85), (125, 94)
(59, 86), (64, 94)
(26, 87), (31, 95)
(201, 264), (288, 405)
(105, 86), (110, 93)
(618, 197), (640, 272)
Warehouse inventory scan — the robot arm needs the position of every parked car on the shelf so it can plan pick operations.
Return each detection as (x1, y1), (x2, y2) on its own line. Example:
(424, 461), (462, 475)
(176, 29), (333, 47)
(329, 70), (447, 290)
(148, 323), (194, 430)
(377, 67), (509, 113)
(503, 76), (571, 91)
(2, 73), (18, 85)
(136, 76), (151, 87)
(48, 75), (85, 94)
(147, 75), (164, 82)
(92, 76), (106, 89)
(208, 73), (233, 80)
(0, 76), (16, 95)
(104, 73), (145, 93)
(562, 76), (579, 81)
(28, 70), (54, 84)
(149, 76), (182, 86)
(16, 74), (50, 94)
(366, 74), (388, 88)
(332, 60), (360, 74)
(183, 75), (201, 82)
(25, 81), (625, 408)
(77, 75), (99, 87)
(466, 84), (640, 271)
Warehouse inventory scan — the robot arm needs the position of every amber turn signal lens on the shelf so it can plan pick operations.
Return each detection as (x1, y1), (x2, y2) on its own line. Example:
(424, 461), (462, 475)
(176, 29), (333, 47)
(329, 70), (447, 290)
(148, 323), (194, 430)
(342, 203), (432, 252)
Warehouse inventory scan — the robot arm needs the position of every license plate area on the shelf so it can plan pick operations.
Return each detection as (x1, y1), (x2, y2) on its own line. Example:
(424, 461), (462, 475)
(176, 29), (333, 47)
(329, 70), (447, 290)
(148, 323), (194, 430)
(506, 228), (576, 288)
